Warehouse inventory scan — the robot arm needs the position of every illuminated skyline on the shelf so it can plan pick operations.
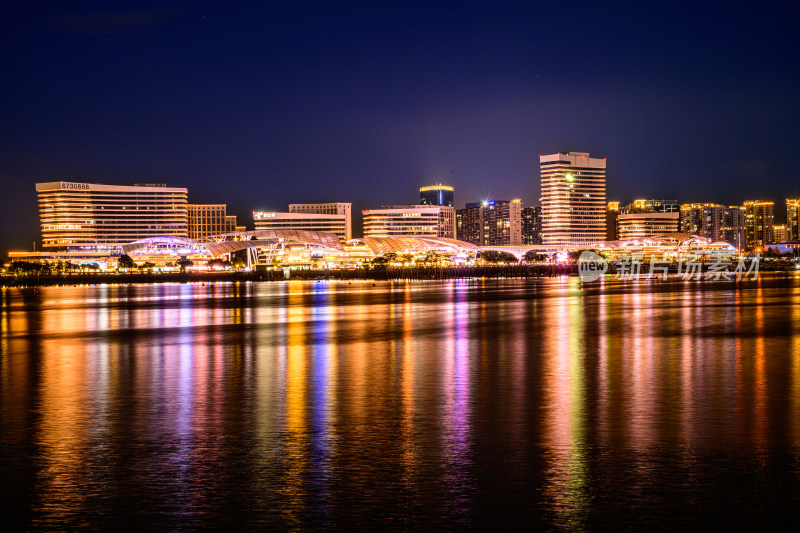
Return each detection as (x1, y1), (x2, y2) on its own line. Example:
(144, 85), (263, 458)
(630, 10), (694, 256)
(2, 2), (800, 254)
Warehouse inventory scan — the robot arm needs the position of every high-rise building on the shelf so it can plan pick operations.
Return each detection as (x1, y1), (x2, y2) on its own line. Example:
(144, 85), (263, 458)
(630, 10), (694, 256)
(540, 152), (606, 245)
(606, 202), (620, 241)
(362, 205), (455, 238)
(188, 204), (238, 240)
(617, 212), (680, 240)
(787, 198), (800, 241)
(679, 203), (725, 240)
(419, 184), (454, 207)
(774, 225), (787, 243)
(289, 203), (352, 240)
(522, 206), (543, 245)
(456, 200), (522, 246)
(722, 206), (746, 249)
(253, 211), (349, 241)
(36, 181), (188, 251)
(456, 203), (483, 244)
(744, 201), (775, 248)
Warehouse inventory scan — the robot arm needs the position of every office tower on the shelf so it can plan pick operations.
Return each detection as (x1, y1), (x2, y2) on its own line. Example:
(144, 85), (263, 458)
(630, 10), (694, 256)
(679, 203), (725, 240)
(774, 225), (787, 243)
(606, 202), (620, 241)
(540, 152), (606, 245)
(617, 212), (680, 240)
(188, 204), (238, 240)
(36, 181), (187, 251)
(253, 211), (349, 241)
(787, 198), (800, 241)
(722, 206), (746, 249)
(456, 200), (522, 246)
(419, 184), (454, 207)
(522, 206), (543, 245)
(362, 205), (455, 238)
(289, 203), (352, 240)
(744, 201), (775, 248)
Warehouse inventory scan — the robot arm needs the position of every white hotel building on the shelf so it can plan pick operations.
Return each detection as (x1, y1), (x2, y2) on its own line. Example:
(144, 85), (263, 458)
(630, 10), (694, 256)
(36, 181), (188, 251)
(540, 152), (607, 245)
(253, 211), (349, 242)
(288, 202), (352, 240)
(362, 205), (456, 239)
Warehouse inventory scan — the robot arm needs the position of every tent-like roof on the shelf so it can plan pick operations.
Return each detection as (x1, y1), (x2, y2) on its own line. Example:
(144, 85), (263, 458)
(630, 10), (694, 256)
(121, 236), (204, 254)
(603, 233), (716, 248)
(206, 229), (342, 248)
(202, 230), (344, 257)
(347, 236), (480, 255)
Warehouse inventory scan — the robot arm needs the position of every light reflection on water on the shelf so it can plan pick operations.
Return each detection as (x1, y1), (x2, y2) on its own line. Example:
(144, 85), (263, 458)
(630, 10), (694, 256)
(2, 277), (800, 529)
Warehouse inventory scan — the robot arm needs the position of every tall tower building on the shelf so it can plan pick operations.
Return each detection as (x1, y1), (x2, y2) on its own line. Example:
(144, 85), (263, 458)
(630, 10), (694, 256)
(679, 203), (725, 240)
(774, 225), (787, 243)
(722, 206), (746, 249)
(606, 202), (620, 241)
(787, 198), (800, 241)
(456, 200), (522, 246)
(540, 152), (606, 245)
(522, 206), (543, 245)
(743, 200), (775, 249)
(419, 184), (454, 207)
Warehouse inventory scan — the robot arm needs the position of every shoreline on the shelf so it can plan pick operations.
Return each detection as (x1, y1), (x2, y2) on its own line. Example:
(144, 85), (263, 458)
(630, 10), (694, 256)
(2, 263), (797, 287)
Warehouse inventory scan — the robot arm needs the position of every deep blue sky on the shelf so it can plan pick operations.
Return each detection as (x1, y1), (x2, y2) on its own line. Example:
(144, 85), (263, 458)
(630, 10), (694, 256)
(2, 1), (800, 252)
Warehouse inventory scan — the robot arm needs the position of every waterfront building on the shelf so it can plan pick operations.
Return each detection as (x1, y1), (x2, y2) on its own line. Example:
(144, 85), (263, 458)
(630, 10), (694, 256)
(289, 203), (352, 240)
(456, 203), (483, 244)
(362, 205), (455, 238)
(188, 204), (238, 240)
(722, 206), (746, 249)
(774, 225), (787, 243)
(743, 200), (775, 248)
(253, 211), (349, 241)
(617, 212), (680, 240)
(36, 181), (187, 252)
(522, 206), (543, 245)
(680, 203), (725, 240)
(540, 152), (606, 245)
(419, 184), (454, 207)
(787, 198), (800, 241)
(606, 202), (620, 241)
(456, 200), (522, 246)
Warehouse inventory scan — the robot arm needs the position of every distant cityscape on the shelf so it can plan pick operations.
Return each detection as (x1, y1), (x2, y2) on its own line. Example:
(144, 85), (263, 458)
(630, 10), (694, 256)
(7, 151), (800, 268)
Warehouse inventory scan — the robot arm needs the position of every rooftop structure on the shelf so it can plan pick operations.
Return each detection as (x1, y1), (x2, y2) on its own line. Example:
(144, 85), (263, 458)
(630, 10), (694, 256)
(419, 184), (454, 207)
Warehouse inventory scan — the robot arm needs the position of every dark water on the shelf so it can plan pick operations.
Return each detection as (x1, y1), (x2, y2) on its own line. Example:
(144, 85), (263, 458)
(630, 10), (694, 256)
(2, 276), (800, 531)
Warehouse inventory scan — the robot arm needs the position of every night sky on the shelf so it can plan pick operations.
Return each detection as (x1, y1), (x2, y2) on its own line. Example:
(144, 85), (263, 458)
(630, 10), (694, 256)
(2, 1), (800, 253)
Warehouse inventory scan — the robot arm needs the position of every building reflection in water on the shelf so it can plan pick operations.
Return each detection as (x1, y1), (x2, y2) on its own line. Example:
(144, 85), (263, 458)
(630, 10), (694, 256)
(2, 277), (800, 529)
